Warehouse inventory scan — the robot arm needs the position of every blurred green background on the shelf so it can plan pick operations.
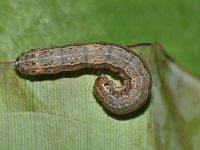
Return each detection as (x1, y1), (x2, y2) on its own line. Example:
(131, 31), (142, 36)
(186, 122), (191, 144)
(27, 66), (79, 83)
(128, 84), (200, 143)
(0, 0), (199, 76)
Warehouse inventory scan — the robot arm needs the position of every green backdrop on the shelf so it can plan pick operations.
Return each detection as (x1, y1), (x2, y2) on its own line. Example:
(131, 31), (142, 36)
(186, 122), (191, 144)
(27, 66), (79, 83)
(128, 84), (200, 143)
(0, 0), (199, 76)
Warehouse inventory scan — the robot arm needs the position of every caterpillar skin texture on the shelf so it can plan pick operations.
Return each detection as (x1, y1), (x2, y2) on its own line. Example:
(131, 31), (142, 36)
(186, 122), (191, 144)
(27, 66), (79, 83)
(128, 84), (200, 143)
(15, 43), (152, 115)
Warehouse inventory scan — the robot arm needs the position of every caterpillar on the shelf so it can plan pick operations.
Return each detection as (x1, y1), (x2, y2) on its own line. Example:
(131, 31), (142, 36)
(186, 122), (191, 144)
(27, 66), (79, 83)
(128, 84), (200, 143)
(15, 42), (152, 115)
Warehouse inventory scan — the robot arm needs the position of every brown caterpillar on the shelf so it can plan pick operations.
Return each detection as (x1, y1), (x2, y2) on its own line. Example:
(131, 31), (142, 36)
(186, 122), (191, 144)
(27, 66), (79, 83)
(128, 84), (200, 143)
(15, 43), (152, 115)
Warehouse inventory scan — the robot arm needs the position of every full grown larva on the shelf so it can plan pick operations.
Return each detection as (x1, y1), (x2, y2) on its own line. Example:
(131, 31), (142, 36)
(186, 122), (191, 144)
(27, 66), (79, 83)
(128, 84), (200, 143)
(15, 42), (152, 115)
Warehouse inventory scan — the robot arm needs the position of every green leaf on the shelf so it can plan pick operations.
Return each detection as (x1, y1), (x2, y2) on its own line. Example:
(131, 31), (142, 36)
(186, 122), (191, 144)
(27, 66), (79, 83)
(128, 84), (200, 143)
(0, 43), (200, 150)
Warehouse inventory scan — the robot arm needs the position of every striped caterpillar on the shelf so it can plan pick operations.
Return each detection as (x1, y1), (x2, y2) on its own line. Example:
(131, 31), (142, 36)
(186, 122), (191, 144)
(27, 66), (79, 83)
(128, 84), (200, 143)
(15, 43), (152, 115)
